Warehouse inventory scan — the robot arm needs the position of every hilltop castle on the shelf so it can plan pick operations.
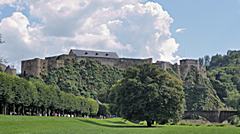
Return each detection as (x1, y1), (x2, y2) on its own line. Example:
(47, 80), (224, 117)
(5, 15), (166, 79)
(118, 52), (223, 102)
(21, 49), (206, 79)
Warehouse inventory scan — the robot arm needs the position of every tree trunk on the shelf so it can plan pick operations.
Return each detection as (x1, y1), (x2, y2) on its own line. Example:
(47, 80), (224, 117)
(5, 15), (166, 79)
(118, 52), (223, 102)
(41, 108), (44, 116)
(36, 107), (39, 115)
(48, 109), (51, 116)
(29, 107), (32, 116)
(147, 121), (152, 127)
(13, 104), (16, 115)
(22, 106), (25, 115)
(31, 107), (34, 116)
(3, 104), (7, 115)
(1, 103), (3, 114)
(17, 105), (20, 115)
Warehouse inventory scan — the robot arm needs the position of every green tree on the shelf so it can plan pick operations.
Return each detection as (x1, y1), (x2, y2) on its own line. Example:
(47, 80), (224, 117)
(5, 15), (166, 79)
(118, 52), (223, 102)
(112, 64), (185, 127)
(208, 51), (240, 108)
(0, 72), (99, 116)
(98, 103), (110, 117)
(0, 72), (15, 114)
(225, 91), (240, 110)
(13, 78), (36, 115)
(204, 55), (210, 67)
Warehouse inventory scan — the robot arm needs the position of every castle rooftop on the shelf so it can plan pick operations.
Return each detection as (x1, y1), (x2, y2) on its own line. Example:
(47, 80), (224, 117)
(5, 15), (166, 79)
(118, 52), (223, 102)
(69, 49), (119, 59)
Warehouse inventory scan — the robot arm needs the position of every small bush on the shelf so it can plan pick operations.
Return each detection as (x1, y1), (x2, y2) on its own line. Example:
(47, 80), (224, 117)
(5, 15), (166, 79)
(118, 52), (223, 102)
(228, 115), (240, 126)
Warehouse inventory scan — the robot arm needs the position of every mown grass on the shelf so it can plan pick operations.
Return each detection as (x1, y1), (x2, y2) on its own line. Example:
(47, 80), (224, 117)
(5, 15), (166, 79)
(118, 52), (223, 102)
(0, 115), (240, 134)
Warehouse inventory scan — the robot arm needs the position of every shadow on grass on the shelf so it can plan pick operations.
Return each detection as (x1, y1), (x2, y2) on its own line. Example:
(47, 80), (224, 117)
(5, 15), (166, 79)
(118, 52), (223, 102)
(104, 120), (127, 125)
(78, 119), (162, 128)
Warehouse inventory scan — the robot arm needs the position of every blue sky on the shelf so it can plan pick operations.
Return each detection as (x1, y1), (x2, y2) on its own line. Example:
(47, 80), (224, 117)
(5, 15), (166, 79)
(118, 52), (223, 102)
(158, 0), (240, 58)
(0, 0), (240, 69)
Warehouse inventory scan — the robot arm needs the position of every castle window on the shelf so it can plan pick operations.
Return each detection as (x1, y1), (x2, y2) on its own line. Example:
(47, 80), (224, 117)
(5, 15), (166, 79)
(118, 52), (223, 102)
(96, 53), (99, 55)
(85, 52), (88, 55)
(105, 53), (109, 56)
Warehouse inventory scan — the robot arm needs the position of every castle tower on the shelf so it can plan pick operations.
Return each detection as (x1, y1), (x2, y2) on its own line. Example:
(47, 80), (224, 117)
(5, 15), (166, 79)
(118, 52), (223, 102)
(21, 58), (43, 77)
(180, 59), (200, 80)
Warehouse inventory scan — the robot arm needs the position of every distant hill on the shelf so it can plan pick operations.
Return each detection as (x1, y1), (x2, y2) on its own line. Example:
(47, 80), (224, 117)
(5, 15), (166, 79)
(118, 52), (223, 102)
(209, 50), (240, 69)
(207, 50), (240, 110)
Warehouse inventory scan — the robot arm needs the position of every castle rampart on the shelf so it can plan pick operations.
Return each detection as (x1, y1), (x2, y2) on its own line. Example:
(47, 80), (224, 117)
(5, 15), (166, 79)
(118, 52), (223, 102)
(21, 50), (152, 77)
(21, 50), (206, 79)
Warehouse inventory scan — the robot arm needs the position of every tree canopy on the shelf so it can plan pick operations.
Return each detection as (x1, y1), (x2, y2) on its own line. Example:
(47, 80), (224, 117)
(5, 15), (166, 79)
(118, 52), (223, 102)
(207, 50), (240, 110)
(111, 64), (185, 127)
(43, 59), (123, 100)
(0, 72), (99, 116)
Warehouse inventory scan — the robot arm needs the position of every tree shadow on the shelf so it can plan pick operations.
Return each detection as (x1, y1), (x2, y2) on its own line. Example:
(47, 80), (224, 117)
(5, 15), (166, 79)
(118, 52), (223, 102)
(78, 119), (162, 128)
(104, 120), (127, 125)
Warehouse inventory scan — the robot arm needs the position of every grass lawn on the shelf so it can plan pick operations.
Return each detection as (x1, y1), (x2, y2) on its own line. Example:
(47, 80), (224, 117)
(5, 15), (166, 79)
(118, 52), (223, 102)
(0, 115), (240, 134)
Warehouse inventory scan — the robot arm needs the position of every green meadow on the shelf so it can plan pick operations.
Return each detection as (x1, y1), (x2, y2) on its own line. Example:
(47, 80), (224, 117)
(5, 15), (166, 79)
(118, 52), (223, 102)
(0, 115), (240, 134)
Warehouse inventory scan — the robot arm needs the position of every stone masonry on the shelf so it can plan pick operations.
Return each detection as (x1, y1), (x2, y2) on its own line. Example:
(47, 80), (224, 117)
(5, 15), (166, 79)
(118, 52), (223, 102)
(155, 59), (206, 80)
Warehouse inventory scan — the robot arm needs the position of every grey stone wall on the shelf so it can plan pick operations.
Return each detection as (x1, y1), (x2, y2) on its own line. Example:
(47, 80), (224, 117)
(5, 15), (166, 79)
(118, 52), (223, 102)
(21, 54), (77, 77)
(21, 58), (43, 77)
(0, 63), (16, 75)
(116, 58), (152, 69)
(154, 59), (206, 80)
(155, 61), (173, 70)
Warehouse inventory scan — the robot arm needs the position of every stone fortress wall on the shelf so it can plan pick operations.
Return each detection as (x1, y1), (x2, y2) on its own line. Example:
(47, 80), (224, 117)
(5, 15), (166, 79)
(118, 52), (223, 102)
(0, 63), (16, 75)
(155, 59), (206, 80)
(21, 49), (206, 79)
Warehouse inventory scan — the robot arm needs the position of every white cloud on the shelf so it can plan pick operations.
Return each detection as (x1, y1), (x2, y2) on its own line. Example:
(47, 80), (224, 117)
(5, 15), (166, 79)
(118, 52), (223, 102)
(0, 0), (181, 71)
(0, 12), (35, 68)
(176, 28), (186, 33)
(0, 0), (16, 5)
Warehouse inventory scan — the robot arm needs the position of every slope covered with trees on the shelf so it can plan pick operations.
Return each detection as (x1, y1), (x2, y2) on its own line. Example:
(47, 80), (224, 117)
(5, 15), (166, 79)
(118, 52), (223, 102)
(207, 50), (240, 110)
(43, 60), (123, 100)
(184, 66), (224, 111)
(42, 58), (230, 112)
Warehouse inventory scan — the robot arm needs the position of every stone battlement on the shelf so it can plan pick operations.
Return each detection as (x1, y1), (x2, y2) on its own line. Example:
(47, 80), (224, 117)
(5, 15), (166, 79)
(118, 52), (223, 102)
(155, 59), (206, 80)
